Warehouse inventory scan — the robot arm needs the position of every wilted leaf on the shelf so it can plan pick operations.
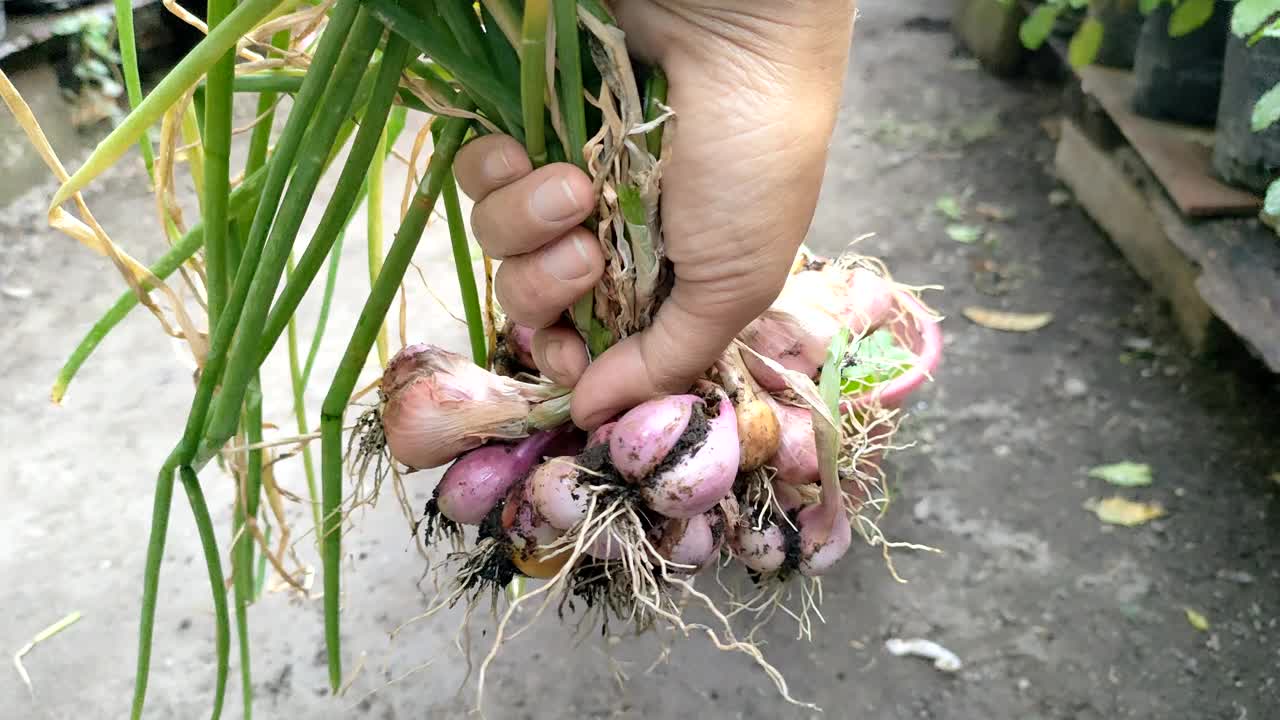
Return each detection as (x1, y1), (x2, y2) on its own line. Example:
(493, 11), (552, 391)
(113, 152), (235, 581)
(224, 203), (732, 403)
(1252, 82), (1280, 132)
(1088, 497), (1166, 526)
(946, 224), (983, 243)
(936, 195), (965, 221)
(1169, 0), (1216, 36)
(1068, 17), (1104, 67)
(976, 202), (1014, 222)
(1088, 461), (1154, 487)
(962, 307), (1054, 332)
(1184, 607), (1210, 631)
(1020, 5), (1062, 49)
(1231, 0), (1280, 38)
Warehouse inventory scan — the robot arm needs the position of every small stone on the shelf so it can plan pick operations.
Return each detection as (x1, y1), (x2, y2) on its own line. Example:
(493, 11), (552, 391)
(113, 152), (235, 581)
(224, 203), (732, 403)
(1217, 570), (1255, 585)
(1016, 677), (1031, 691)
(1206, 634), (1221, 652)
(1, 285), (32, 299)
(1063, 377), (1088, 398)
(994, 444), (1012, 457)
(1048, 189), (1072, 207)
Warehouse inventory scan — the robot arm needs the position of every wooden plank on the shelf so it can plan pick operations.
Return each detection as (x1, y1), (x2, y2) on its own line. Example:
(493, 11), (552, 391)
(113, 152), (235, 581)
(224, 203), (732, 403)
(1112, 146), (1280, 372)
(1194, 224), (1280, 372)
(1055, 118), (1219, 352)
(1076, 65), (1262, 218)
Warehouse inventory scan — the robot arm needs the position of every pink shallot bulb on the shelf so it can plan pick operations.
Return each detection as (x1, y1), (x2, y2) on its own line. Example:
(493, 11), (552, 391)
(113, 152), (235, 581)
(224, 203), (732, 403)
(609, 389), (741, 519)
(434, 427), (585, 525)
(731, 521), (789, 574)
(739, 266), (898, 391)
(655, 512), (719, 572)
(795, 502), (852, 577)
(766, 397), (820, 485)
(381, 344), (560, 470)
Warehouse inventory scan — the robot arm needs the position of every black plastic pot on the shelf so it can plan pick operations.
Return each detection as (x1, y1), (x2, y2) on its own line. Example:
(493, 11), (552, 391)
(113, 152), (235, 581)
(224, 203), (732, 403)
(1131, 1), (1231, 126)
(1214, 34), (1280, 194)
(1092, 0), (1143, 69)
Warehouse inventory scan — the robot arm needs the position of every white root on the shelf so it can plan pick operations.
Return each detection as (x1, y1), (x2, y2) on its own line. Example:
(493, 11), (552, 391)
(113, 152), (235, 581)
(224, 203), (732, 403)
(884, 637), (963, 673)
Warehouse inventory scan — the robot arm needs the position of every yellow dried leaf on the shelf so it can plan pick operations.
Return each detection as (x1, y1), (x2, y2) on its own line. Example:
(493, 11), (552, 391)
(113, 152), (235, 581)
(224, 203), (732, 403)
(1087, 497), (1166, 527)
(962, 307), (1054, 332)
(1184, 607), (1209, 632)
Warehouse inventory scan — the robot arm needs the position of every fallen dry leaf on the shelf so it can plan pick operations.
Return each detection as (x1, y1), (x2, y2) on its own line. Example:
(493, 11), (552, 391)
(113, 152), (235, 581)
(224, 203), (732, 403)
(975, 202), (1015, 222)
(1086, 497), (1166, 527)
(1088, 461), (1153, 487)
(1184, 607), (1210, 632)
(946, 223), (984, 244)
(962, 307), (1054, 332)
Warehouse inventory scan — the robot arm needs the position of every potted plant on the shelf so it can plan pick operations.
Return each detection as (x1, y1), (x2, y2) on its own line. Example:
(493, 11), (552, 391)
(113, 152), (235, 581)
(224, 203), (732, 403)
(1131, 0), (1233, 126)
(1214, 3), (1280, 198)
(1015, 0), (1146, 68)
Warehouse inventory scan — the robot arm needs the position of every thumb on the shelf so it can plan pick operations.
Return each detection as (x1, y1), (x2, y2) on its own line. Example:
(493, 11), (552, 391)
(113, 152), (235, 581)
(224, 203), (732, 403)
(569, 279), (773, 429)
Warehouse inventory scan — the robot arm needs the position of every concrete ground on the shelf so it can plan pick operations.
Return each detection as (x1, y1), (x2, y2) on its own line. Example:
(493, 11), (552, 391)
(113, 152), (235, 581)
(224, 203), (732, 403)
(3, 0), (1279, 718)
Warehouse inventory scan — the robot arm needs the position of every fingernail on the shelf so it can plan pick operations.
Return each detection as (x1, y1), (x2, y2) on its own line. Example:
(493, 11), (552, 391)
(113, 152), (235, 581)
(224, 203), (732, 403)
(541, 235), (592, 281)
(539, 339), (567, 379)
(484, 145), (517, 183)
(531, 177), (584, 222)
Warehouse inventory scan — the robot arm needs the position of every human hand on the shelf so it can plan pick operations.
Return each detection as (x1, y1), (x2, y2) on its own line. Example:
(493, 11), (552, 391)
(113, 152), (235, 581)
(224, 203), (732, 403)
(453, 1), (857, 429)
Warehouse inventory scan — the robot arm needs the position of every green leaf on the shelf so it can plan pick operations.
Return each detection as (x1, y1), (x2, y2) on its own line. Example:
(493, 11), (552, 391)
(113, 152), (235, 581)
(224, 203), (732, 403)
(1020, 5), (1062, 50)
(1184, 607), (1210, 631)
(841, 329), (917, 395)
(1252, 82), (1280, 132)
(1088, 461), (1154, 487)
(1265, 179), (1280, 217)
(936, 195), (965, 221)
(1232, 0), (1280, 37)
(820, 329), (850, 420)
(1169, 0), (1215, 36)
(1068, 17), (1104, 67)
(946, 223), (984, 243)
(1139, 0), (1165, 15)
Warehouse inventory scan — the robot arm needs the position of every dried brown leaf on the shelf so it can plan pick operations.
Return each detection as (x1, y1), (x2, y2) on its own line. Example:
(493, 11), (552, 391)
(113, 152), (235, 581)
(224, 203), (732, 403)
(962, 307), (1054, 332)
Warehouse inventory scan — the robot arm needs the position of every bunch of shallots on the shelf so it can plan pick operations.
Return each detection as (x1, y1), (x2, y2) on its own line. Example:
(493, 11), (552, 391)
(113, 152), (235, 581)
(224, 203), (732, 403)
(378, 252), (942, 607)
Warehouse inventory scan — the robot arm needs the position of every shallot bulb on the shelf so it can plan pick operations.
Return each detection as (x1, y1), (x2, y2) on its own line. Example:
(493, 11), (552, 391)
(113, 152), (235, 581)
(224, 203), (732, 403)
(655, 512), (719, 571)
(795, 502), (852, 577)
(381, 344), (563, 470)
(501, 480), (571, 578)
(739, 266), (897, 391)
(717, 346), (780, 472)
(766, 398), (819, 486)
(731, 521), (789, 574)
(493, 320), (538, 376)
(434, 428), (584, 525)
(609, 388), (741, 519)
(527, 457), (590, 531)
(586, 420), (617, 449)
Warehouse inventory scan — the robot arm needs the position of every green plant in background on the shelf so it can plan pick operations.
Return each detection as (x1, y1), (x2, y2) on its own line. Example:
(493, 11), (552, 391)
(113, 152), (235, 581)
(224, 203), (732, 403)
(51, 13), (126, 125)
(1231, 0), (1280, 215)
(1007, 0), (1219, 66)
